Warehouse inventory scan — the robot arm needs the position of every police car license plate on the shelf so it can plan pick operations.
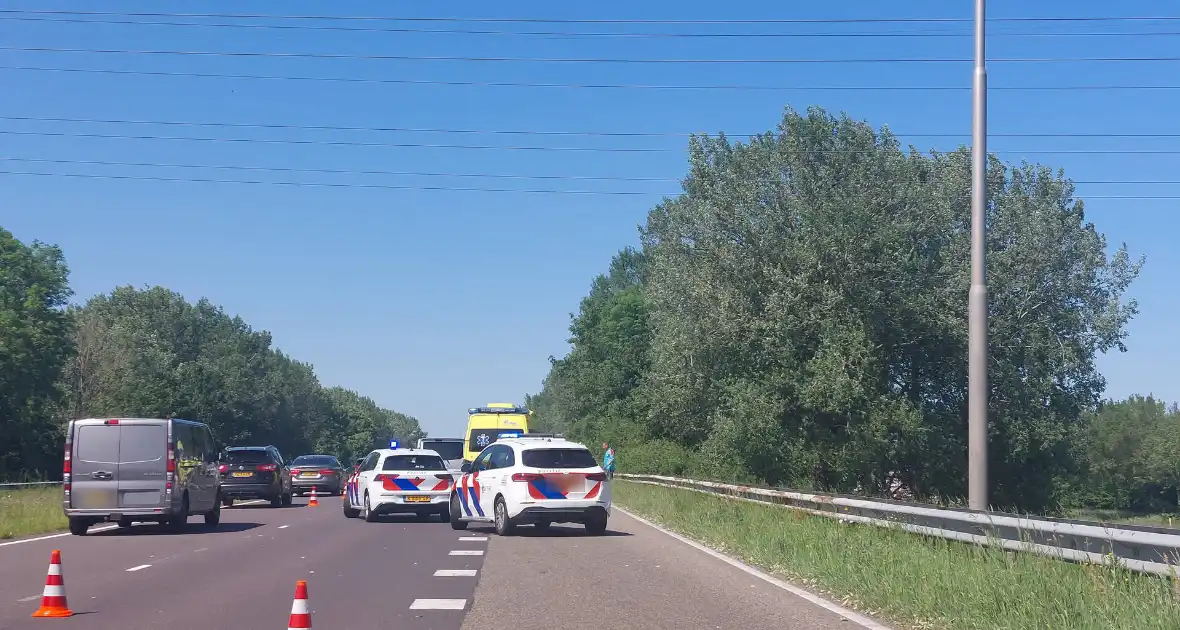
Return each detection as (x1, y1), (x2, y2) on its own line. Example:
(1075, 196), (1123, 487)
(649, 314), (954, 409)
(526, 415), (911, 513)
(404, 496), (430, 502)
(232, 472), (252, 478)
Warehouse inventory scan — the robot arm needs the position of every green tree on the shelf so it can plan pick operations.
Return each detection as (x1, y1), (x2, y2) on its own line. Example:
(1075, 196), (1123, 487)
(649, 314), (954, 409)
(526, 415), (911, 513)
(0, 227), (74, 478)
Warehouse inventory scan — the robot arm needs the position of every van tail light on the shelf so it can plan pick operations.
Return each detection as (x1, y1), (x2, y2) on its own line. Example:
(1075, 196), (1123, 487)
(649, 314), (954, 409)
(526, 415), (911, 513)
(63, 441), (72, 494)
(218, 464), (228, 473)
(586, 472), (608, 482)
(511, 473), (543, 482)
(256, 464), (278, 472)
(166, 444), (176, 473)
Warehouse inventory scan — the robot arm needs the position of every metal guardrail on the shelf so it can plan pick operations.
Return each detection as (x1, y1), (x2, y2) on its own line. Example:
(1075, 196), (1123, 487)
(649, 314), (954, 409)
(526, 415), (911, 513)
(0, 481), (61, 488)
(618, 473), (1180, 578)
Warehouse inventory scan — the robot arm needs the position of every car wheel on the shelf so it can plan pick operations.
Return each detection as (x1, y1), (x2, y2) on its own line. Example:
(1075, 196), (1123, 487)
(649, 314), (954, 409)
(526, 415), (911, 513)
(204, 497), (221, 527)
(282, 492), (293, 507)
(493, 497), (515, 536)
(439, 506), (451, 523)
(169, 496), (189, 533)
(342, 493), (360, 519)
(449, 494), (468, 530)
(363, 492), (379, 522)
(585, 514), (608, 536)
(68, 518), (89, 536)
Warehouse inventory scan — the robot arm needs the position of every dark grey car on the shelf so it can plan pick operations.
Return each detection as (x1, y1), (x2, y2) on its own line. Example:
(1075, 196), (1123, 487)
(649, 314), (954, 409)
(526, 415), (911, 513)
(289, 454), (345, 495)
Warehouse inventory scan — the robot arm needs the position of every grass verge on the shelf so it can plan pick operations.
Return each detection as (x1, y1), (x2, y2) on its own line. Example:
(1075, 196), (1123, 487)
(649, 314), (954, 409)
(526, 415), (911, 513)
(0, 485), (66, 539)
(614, 480), (1180, 630)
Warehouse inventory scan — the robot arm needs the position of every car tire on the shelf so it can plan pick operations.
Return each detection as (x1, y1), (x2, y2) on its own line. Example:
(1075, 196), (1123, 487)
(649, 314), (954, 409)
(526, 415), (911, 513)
(68, 518), (89, 536)
(363, 492), (379, 522)
(493, 497), (516, 536)
(342, 494), (360, 519)
(270, 494), (283, 507)
(168, 496), (189, 533)
(204, 498), (221, 527)
(282, 492), (293, 507)
(449, 494), (468, 530)
(439, 506), (451, 523)
(584, 514), (608, 536)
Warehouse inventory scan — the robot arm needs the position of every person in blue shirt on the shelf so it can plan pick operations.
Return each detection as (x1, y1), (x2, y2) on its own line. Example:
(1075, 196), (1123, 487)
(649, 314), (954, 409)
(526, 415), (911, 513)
(602, 442), (615, 480)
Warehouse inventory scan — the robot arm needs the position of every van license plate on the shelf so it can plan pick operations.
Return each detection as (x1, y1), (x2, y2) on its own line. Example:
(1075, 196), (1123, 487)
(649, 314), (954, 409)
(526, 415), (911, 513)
(232, 472), (252, 478)
(404, 496), (430, 502)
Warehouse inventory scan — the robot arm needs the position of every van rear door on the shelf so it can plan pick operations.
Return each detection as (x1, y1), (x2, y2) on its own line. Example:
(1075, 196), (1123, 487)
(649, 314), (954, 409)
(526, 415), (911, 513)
(116, 420), (169, 509)
(69, 420), (121, 510)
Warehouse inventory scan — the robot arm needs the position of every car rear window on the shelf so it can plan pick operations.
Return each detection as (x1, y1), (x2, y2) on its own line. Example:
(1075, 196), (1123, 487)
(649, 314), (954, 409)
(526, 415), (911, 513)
(75, 425), (121, 463)
(521, 448), (598, 469)
(381, 455), (445, 471)
(224, 450), (272, 464)
(292, 455), (338, 467)
(420, 440), (464, 461)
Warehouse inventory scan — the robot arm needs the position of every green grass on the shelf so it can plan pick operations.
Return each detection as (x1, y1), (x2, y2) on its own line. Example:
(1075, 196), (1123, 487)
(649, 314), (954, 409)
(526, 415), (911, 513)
(1068, 508), (1180, 529)
(614, 480), (1180, 630)
(0, 485), (67, 539)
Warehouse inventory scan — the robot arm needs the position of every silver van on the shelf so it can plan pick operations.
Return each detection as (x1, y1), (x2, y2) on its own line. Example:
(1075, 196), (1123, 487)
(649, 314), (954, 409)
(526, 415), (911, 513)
(63, 417), (222, 535)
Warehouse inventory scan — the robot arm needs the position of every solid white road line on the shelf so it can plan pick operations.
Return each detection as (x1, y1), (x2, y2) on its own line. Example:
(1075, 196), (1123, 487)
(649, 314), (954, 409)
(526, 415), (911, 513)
(125, 564), (151, 572)
(278, 525), (289, 529)
(17, 595), (40, 602)
(448, 550), (484, 556)
(0, 524), (117, 548)
(458, 536), (488, 541)
(614, 507), (893, 630)
(0, 497), (270, 549)
(409, 599), (467, 610)
(434, 569), (478, 577)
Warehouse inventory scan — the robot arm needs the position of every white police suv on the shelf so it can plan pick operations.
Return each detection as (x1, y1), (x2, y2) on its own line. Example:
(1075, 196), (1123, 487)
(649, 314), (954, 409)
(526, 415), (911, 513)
(449, 434), (611, 535)
(343, 444), (454, 522)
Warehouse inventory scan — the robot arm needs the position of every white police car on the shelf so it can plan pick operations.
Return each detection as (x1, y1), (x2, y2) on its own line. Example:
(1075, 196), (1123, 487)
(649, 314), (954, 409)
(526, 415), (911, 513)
(343, 444), (454, 522)
(449, 434), (610, 535)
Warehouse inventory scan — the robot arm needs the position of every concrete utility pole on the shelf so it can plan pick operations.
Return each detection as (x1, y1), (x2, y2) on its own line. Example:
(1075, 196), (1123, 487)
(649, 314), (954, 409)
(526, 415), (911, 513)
(968, 0), (989, 512)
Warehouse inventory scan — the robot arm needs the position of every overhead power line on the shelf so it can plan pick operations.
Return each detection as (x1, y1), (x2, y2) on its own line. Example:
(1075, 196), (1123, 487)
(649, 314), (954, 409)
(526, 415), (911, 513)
(3, 156), (1177, 187)
(8, 45), (1180, 64)
(4, 129), (1180, 155)
(1, 169), (1176, 199)
(5, 115), (1180, 140)
(5, 14), (1180, 39)
(4, 65), (1179, 92)
(2, 9), (1178, 25)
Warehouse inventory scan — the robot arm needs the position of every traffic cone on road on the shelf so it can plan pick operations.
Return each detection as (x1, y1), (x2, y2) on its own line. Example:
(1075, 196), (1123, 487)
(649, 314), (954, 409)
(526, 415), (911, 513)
(287, 579), (311, 629)
(308, 487), (319, 507)
(31, 549), (74, 618)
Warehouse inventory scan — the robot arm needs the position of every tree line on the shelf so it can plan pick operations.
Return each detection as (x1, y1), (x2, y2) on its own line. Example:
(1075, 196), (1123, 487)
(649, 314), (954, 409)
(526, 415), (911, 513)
(525, 105), (1163, 515)
(0, 228), (423, 481)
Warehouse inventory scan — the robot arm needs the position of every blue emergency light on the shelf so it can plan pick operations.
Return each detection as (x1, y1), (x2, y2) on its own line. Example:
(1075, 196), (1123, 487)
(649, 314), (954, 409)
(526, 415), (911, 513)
(497, 431), (523, 440)
(389, 439), (400, 449)
(468, 406), (530, 415)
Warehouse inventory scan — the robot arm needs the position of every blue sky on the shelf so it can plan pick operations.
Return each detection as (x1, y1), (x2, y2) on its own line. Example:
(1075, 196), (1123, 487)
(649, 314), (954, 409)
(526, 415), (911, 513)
(1, 1), (1177, 437)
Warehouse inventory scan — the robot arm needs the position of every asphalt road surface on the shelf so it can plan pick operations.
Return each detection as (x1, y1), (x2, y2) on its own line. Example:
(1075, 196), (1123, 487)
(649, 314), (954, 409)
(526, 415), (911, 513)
(0, 498), (881, 629)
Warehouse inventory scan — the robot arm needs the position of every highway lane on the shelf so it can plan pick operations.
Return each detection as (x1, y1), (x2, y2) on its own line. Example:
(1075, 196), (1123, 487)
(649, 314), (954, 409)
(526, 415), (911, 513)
(0, 496), (488, 629)
(461, 509), (876, 630)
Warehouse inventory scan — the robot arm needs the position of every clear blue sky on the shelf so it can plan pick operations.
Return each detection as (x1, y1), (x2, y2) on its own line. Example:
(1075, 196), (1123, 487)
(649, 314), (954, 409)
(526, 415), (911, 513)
(2, 1), (1177, 437)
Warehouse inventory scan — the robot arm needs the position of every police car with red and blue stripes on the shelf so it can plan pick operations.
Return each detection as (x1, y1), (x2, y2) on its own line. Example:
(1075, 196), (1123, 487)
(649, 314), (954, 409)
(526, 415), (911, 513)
(449, 433), (611, 535)
(343, 442), (454, 522)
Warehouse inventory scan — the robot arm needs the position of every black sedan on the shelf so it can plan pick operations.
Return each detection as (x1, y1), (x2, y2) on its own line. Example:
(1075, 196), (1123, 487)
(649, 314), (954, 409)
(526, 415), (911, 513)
(288, 454), (346, 495)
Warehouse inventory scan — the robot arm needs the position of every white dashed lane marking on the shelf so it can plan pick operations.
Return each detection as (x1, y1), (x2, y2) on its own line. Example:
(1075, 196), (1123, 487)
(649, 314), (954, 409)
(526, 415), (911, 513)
(278, 525), (289, 529)
(410, 599), (467, 610)
(448, 550), (483, 556)
(434, 569), (478, 577)
(458, 536), (487, 541)
(126, 564), (151, 572)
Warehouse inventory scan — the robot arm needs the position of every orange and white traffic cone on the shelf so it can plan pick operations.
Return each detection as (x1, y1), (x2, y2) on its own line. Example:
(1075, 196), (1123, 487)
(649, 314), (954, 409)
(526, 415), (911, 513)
(307, 487), (318, 507)
(287, 579), (311, 629)
(31, 549), (74, 618)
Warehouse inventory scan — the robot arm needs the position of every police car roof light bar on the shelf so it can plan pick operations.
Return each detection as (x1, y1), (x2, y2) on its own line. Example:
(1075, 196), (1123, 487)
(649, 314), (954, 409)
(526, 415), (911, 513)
(468, 406), (530, 415)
